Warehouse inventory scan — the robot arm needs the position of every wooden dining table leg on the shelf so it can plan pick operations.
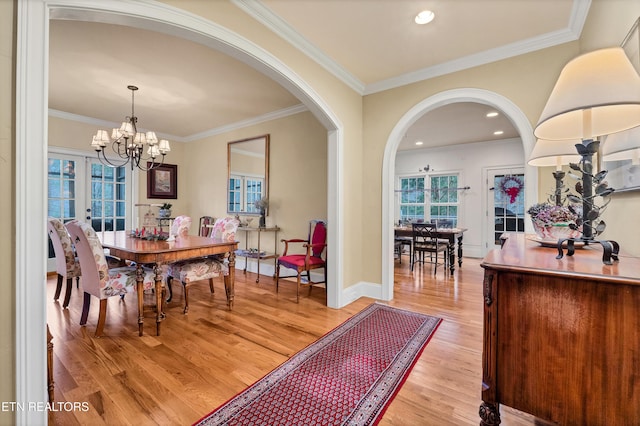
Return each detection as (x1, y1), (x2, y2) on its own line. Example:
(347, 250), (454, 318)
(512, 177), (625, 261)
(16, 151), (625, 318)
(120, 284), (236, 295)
(226, 251), (236, 309)
(448, 235), (456, 273)
(154, 263), (164, 336)
(135, 265), (145, 336)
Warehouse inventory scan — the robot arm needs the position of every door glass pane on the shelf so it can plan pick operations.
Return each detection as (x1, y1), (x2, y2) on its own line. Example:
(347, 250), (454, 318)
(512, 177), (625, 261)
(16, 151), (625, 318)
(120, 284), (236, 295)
(47, 157), (78, 260)
(494, 174), (525, 244)
(90, 161), (127, 232)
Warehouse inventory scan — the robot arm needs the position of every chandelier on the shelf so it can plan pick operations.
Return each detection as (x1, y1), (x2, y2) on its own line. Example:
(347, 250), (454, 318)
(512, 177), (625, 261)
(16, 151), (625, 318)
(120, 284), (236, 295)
(91, 85), (170, 171)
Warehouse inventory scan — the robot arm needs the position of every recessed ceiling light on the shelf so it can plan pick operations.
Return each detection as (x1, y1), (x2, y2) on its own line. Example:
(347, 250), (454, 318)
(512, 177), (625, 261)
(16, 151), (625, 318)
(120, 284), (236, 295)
(415, 141), (424, 146)
(486, 111), (499, 118)
(415, 10), (435, 25)
(493, 130), (504, 135)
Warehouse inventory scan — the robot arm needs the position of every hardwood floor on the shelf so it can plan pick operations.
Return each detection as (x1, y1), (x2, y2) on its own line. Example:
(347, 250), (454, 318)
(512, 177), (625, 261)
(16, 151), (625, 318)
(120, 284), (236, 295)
(47, 256), (541, 425)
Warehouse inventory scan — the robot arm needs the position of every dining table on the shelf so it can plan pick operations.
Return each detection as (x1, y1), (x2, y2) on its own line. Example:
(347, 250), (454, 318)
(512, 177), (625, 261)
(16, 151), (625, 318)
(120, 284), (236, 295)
(394, 226), (468, 273)
(100, 231), (238, 336)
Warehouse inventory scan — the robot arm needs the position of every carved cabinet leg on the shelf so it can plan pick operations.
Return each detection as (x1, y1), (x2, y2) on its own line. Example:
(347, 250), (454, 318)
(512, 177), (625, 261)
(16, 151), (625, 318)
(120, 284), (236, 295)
(47, 324), (54, 403)
(479, 402), (501, 425)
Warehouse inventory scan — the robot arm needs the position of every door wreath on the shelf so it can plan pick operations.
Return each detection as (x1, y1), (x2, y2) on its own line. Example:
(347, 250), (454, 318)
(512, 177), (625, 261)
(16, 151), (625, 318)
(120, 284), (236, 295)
(498, 175), (524, 203)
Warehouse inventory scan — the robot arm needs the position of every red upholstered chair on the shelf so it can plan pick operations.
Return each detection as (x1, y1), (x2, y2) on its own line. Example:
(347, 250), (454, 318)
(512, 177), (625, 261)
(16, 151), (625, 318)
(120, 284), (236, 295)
(198, 216), (216, 237)
(276, 220), (327, 303)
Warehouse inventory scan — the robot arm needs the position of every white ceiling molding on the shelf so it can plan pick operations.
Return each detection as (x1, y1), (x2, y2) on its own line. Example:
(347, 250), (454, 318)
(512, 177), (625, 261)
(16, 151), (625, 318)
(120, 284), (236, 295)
(364, 27), (584, 95)
(236, 0), (591, 97)
(231, 0), (365, 94)
(49, 104), (309, 143)
(183, 103), (309, 142)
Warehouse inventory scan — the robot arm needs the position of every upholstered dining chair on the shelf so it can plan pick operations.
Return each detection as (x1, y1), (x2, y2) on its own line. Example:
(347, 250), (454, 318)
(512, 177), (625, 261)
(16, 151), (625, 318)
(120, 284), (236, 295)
(171, 215), (192, 237)
(47, 217), (81, 308)
(65, 220), (164, 337)
(411, 223), (449, 275)
(166, 216), (239, 313)
(275, 220), (327, 303)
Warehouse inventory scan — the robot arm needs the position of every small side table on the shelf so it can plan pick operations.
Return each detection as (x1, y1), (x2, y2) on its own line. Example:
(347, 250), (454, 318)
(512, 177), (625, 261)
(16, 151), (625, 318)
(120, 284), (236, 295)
(235, 226), (280, 283)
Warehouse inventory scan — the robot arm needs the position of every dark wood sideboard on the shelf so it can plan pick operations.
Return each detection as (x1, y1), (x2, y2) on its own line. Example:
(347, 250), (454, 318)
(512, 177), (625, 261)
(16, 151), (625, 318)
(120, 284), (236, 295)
(480, 233), (640, 425)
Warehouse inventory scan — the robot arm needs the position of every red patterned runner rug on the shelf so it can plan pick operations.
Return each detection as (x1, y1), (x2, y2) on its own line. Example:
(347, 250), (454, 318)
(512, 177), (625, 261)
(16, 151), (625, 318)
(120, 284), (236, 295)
(194, 303), (442, 426)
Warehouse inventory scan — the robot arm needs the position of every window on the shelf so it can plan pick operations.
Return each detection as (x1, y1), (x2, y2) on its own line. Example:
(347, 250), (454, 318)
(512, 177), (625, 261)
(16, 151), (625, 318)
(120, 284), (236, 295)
(398, 173), (459, 226)
(429, 174), (459, 227)
(228, 175), (264, 213)
(399, 176), (425, 222)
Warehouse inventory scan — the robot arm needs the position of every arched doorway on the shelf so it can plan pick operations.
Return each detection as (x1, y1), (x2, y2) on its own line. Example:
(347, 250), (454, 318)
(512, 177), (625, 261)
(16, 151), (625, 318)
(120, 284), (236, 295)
(16, 1), (344, 422)
(380, 88), (538, 300)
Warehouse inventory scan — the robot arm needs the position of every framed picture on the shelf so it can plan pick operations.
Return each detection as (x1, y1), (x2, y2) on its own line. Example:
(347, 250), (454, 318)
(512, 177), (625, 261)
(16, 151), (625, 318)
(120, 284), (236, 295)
(147, 163), (177, 199)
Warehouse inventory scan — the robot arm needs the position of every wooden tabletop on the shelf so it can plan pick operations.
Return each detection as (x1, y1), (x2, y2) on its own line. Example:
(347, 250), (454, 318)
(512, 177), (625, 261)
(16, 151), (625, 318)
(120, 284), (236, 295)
(483, 233), (640, 285)
(100, 231), (238, 265)
(394, 226), (468, 234)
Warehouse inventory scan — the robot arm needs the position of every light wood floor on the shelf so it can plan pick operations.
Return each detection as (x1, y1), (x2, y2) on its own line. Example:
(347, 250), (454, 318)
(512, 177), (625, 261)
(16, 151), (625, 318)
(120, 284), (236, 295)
(47, 256), (542, 425)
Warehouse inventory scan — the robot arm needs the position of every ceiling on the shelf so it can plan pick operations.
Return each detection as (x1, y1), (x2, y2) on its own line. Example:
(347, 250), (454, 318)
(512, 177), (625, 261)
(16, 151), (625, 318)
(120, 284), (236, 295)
(48, 0), (589, 151)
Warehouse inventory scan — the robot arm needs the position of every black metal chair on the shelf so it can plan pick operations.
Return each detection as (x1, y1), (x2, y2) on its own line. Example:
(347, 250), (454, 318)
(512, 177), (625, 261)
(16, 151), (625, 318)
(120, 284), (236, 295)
(394, 236), (412, 264)
(411, 223), (449, 274)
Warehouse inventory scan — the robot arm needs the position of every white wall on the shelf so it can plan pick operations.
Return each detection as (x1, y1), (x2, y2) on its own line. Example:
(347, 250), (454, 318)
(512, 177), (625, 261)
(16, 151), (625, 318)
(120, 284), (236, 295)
(395, 137), (524, 257)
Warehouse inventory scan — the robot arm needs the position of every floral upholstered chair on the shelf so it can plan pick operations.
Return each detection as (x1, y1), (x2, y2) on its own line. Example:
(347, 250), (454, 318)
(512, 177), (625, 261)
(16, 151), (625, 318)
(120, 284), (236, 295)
(65, 220), (164, 337)
(276, 220), (327, 303)
(171, 215), (192, 237)
(166, 216), (239, 313)
(47, 217), (81, 308)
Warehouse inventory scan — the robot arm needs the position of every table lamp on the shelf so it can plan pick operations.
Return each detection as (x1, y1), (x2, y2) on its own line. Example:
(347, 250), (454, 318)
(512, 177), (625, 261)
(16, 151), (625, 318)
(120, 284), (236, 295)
(534, 47), (640, 264)
(528, 138), (581, 205)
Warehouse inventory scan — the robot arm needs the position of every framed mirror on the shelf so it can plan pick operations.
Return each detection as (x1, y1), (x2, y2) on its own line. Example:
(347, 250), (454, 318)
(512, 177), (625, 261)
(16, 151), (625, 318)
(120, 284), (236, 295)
(227, 134), (270, 215)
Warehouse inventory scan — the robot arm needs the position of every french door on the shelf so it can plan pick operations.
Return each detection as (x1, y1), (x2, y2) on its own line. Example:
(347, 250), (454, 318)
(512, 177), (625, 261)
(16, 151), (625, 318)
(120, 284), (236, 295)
(487, 168), (526, 251)
(47, 151), (132, 270)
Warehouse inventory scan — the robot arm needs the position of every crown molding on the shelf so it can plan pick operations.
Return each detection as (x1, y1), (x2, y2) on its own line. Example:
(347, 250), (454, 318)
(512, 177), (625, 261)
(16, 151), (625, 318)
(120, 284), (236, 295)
(183, 103), (308, 142)
(49, 103), (309, 143)
(48, 108), (185, 142)
(365, 0), (590, 94)
(231, 0), (365, 94)
(234, 0), (591, 96)
(364, 27), (583, 95)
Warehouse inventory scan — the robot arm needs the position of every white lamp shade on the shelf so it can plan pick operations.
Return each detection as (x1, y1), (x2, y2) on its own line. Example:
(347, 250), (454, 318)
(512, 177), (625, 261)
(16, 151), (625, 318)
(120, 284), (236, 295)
(158, 139), (171, 153)
(146, 131), (158, 145)
(119, 121), (134, 137)
(602, 124), (640, 162)
(528, 138), (582, 167)
(91, 136), (102, 149)
(147, 144), (160, 158)
(534, 47), (640, 141)
(133, 132), (146, 146)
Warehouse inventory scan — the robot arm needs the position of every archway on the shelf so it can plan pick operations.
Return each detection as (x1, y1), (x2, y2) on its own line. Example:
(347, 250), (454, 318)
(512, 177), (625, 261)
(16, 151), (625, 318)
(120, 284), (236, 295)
(380, 88), (538, 300)
(16, 1), (344, 422)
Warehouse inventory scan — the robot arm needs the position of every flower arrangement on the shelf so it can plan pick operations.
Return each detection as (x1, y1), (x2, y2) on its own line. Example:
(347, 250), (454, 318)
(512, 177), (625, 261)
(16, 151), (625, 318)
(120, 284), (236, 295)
(527, 202), (581, 240)
(254, 197), (268, 211)
(254, 197), (268, 228)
